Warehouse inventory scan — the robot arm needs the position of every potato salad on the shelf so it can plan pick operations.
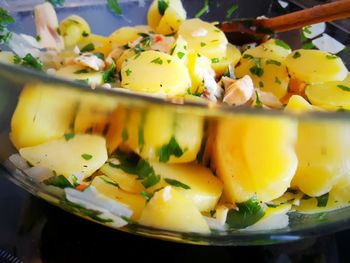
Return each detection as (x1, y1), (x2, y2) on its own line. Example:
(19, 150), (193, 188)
(2, 0), (350, 234)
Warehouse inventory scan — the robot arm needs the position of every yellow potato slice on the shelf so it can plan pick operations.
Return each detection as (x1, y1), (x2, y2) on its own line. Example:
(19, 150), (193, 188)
(292, 120), (350, 196)
(0, 51), (15, 64)
(211, 43), (241, 76)
(121, 50), (191, 96)
(284, 95), (315, 113)
(213, 115), (298, 203)
(11, 85), (77, 149)
(305, 81), (350, 110)
(55, 65), (104, 85)
(91, 175), (146, 220)
(178, 18), (228, 60)
(59, 15), (91, 48)
(138, 186), (210, 233)
(150, 162), (223, 212)
(285, 50), (347, 84)
(19, 134), (107, 179)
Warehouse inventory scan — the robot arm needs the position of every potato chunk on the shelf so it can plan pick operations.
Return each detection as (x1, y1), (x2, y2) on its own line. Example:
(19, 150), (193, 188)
(91, 175), (146, 220)
(19, 134), (107, 179)
(285, 50), (347, 84)
(292, 121), (350, 196)
(213, 115), (298, 203)
(305, 81), (350, 110)
(55, 65), (104, 85)
(59, 15), (91, 48)
(147, 0), (186, 35)
(178, 18), (228, 60)
(121, 50), (191, 96)
(11, 85), (77, 149)
(138, 186), (210, 233)
(151, 162), (223, 212)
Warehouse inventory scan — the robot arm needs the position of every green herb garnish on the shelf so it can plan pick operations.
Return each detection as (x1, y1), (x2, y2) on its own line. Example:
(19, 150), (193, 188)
(243, 54), (254, 59)
(44, 174), (74, 189)
(107, 0), (122, 16)
(164, 178), (191, 190)
(225, 197), (265, 229)
(275, 39), (291, 50)
(250, 65), (264, 77)
(326, 54), (338, 59)
(100, 176), (120, 188)
(158, 136), (184, 163)
(158, 0), (169, 16)
(301, 42), (315, 49)
(74, 69), (89, 74)
(125, 68), (132, 76)
(259, 81), (264, 88)
(211, 58), (219, 63)
(275, 76), (281, 84)
(22, 54), (43, 70)
(316, 193), (329, 207)
(151, 57), (163, 64)
(337, 84), (350, 92)
(140, 191), (153, 202)
(200, 42), (206, 47)
(266, 59), (281, 66)
(64, 133), (75, 141)
(102, 62), (116, 83)
(226, 4), (238, 19)
(292, 51), (301, 59)
(81, 153), (93, 160)
(94, 52), (105, 60)
(177, 52), (185, 59)
(46, 0), (65, 7)
(195, 0), (209, 18)
(82, 31), (89, 37)
(80, 43), (95, 52)
(255, 90), (263, 108)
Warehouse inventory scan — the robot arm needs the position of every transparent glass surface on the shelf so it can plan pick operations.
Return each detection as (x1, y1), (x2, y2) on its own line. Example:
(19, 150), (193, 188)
(1, 0), (350, 245)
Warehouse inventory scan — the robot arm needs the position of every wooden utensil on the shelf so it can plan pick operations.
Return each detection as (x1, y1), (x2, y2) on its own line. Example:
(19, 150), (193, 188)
(217, 0), (350, 45)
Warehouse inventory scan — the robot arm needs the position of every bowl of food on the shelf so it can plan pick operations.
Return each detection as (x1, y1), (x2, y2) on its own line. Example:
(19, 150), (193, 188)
(1, 0), (350, 245)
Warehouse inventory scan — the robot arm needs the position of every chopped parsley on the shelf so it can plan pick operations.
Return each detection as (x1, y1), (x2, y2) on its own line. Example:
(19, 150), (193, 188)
(80, 43), (95, 52)
(266, 59), (281, 66)
(302, 194), (312, 200)
(275, 39), (291, 50)
(81, 153), (93, 160)
(303, 25), (312, 35)
(74, 69), (90, 74)
(243, 54), (254, 59)
(100, 176), (120, 188)
(250, 65), (264, 77)
(226, 4), (238, 19)
(94, 52), (105, 60)
(125, 68), (132, 76)
(337, 84), (350, 92)
(255, 90), (263, 108)
(316, 193), (329, 207)
(167, 59), (171, 64)
(326, 54), (338, 59)
(13, 54), (21, 64)
(211, 58), (219, 63)
(195, 0), (209, 18)
(107, 0), (122, 16)
(158, 0), (169, 16)
(21, 54), (43, 70)
(275, 76), (281, 84)
(200, 42), (206, 47)
(134, 33), (152, 53)
(259, 81), (264, 88)
(35, 35), (41, 42)
(301, 42), (315, 50)
(158, 136), (184, 163)
(151, 57), (163, 64)
(44, 174), (74, 189)
(140, 191), (153, 202)
(170, 44), (177, 55)
(64, 133), (75, 141)
(82, 31), (89, 37)
(292, 51), (301, 59)
(225, 197), (265, 229)
(177, 52), (185, 59)
(122, 128), (128, 142)
(47, 0), (65, 7)
(164, 178), (191, 190)
(112, 151), (161, 188)
(0, 7), (15, 25)
(102, 62), (116, 83)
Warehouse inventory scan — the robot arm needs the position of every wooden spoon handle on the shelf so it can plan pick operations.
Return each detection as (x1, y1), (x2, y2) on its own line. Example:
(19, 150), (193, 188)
(258, 0), (350, 33)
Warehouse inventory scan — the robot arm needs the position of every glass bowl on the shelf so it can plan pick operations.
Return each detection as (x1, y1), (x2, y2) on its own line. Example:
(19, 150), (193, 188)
(1, 0), (350, 245)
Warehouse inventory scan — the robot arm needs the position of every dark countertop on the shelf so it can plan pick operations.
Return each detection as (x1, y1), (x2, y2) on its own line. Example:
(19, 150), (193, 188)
(1, 174), (350, 263)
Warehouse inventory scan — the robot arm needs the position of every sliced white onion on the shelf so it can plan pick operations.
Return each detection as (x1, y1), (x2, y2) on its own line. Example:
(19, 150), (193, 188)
(8, 32), (41, 58)
(65, 186), (132, 227)
(312, 33), (346, 54)
(24, 166), (54, 182)
(278, 1), (289, 9)
(204, 217), (227, 231)
(302, 22), (326, 39)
